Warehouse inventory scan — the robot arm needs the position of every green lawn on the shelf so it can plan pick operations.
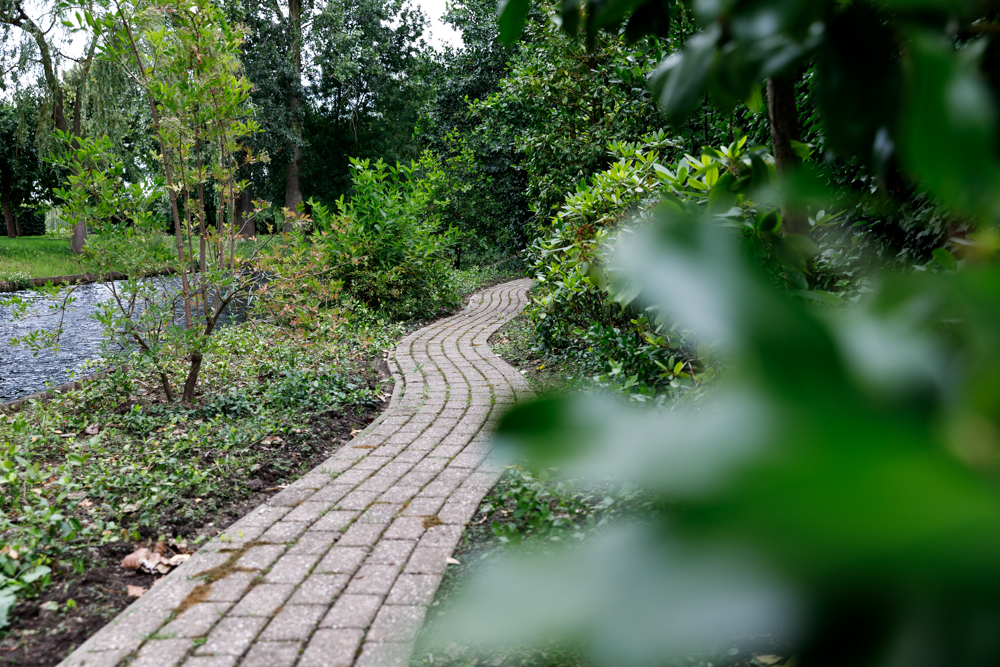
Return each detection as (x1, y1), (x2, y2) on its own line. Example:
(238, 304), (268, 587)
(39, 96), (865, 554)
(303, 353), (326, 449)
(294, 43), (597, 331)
(0, 236), (86, 281)
(1, 236), (269, 281)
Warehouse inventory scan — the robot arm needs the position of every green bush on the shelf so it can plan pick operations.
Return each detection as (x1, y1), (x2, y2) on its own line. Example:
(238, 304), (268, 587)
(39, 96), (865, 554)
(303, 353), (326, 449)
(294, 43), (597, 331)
(309, 156), (460, 320)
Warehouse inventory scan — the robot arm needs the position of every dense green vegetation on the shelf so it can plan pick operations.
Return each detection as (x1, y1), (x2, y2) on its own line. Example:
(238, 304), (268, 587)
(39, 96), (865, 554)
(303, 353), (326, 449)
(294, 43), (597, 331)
(6, 0), (1000, 664)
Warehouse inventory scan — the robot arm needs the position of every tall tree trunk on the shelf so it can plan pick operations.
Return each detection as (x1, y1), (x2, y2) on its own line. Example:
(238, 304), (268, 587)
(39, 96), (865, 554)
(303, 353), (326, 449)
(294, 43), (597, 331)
(2, 189), (15, 239)
(238, 177), (255, 237)
(766, 75), (808, 237)
(182, 352), (202, 404)
(284, 0), (303, 232)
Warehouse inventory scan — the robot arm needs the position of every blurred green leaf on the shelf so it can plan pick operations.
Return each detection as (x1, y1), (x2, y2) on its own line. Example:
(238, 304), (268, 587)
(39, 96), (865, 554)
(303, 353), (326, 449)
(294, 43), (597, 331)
(901, 33), (1000, 221)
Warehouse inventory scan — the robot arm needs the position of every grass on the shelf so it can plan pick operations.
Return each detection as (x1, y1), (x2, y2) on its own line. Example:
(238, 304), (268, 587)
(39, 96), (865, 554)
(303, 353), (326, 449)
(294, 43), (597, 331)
(0, 237), (88, 282)
(0, 235), (270, 283)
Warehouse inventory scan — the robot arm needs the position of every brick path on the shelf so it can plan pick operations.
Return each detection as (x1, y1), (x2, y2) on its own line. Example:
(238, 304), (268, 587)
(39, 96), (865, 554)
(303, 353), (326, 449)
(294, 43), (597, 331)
(60, 279), (534, 667)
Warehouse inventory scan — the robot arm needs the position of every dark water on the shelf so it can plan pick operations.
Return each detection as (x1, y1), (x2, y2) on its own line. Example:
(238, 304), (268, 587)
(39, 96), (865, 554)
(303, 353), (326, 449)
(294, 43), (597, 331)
(0, 282), (113, 402)
(0, 281), (249, 402)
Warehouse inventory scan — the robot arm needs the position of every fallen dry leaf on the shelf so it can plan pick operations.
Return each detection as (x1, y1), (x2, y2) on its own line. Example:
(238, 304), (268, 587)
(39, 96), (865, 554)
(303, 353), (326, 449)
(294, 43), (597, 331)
(83, 423), (100, 436)
(167, 554), (191, 566)
(79, 499), (93, 508)
(153, 541), (168, 555)
(261, 435), (284, 445)
(446, 557), (460, 565)
(121, 548), (152, 569)
(126, 585), (147, 598)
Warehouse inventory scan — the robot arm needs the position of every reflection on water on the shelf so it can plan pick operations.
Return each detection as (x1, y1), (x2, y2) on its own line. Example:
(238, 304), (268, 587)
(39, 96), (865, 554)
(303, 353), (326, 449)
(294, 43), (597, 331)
(0, 282), (113, 402)
(1, 280), (248, 402)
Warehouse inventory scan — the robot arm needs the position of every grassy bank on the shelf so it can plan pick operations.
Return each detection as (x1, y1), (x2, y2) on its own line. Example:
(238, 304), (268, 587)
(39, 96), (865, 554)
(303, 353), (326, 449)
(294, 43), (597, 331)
(0, 237), (85, 282)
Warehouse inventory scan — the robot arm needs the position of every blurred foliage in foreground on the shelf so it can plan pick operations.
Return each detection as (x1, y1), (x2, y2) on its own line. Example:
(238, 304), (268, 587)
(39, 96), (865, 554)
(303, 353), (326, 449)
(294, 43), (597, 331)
(440, 0), (1000, 665)
(452, 208), (1000, 667)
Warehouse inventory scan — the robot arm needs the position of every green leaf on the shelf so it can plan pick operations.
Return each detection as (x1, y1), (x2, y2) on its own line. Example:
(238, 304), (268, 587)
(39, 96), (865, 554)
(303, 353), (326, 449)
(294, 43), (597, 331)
(900, 33), (1000, 220)
(649, 25), (720, 124)
(498, 0), (531, 45)
(932, 248), (958, 271)
(745, 83), (763, 114)
(0, 590), (14, 629)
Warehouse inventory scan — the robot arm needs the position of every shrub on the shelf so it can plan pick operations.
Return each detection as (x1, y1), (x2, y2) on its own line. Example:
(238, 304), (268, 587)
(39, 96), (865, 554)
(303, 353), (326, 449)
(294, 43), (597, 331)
(309, 157), (460, 320)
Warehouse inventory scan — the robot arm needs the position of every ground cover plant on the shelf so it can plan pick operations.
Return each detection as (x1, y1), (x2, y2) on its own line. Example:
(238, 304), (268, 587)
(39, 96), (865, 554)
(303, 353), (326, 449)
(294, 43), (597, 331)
(0, 305), (399, 664)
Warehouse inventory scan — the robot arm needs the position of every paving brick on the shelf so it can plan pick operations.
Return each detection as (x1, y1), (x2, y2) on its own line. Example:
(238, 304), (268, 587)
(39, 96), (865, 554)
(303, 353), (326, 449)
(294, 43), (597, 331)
(354, 455), (393, 470)
(334, 468), (374, 486)
(354, 640), (415, 667)
(316, 547), (369, 575)
(195, 616), (267, 656)
(264, 554), (321, 585)
(438, 499), (480, 525)
(404, 546), (454, 574)
(420, 478), (463, 497)
(397, 470), (437, 487)
(288, 573), (349, 605)
(356, 475), (399, 493)
(239, 506), (291, 527)
(378, 485), (420, 503)
(258, 520), (307, 544)
(366, 605), (427, 642)
(310, 484), (354, 502)
(419, 525), (463, 549)
(182, 657), (237, 667)
(401, 496), (446, 517)
(241, 641), (302, 667)
(206, 571), (257, 602)
(228, 584), (293, 616)
(320, 594), (383, 629)
(338, 522), (386, 547)
(282, 501), (330, 523)
(345, 564), (400, 596)
(412, 458), (448, 473)
(310, 509), (359, 531)
(130, 638), (192, 667)
(338, 490), (381, 510)
(287, 529), (340, 555)
(266, 487), (315, 507)
(358, 503), (401, 524)
(159, 602), (231, 638)
(383, 516), (425, 540)
(386, 574), (442, 606)
(298, 629), (364, 667)
(260, 604), (326, 640)
(366, 540), (416, 566)
(236, 545), (285, 571)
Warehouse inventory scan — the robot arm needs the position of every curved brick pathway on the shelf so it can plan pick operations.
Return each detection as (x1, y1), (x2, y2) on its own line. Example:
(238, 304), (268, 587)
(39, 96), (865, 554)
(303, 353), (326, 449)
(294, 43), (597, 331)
(60, 279), (534, 667)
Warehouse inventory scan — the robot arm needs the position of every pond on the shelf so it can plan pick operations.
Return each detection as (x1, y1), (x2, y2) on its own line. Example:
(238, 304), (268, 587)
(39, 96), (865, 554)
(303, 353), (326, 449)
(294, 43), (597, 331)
(1, 280), (248, 403)
(1, 282), (113, 402)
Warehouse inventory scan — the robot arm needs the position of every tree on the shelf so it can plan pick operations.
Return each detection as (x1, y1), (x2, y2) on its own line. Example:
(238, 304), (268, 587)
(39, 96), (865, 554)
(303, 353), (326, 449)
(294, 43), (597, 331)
(230, 0), (429, 214)
(0, 100), (51, 238)
(0, 0), (101, 251)
(47, 0), (265, 403)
